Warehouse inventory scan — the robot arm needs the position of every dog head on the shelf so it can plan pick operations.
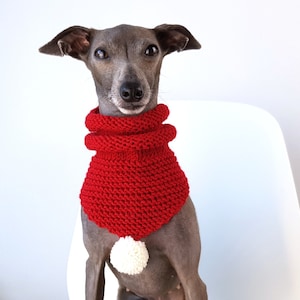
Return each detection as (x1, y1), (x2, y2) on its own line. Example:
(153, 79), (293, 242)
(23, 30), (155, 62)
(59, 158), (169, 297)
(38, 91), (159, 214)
(39, 24), (201, 116)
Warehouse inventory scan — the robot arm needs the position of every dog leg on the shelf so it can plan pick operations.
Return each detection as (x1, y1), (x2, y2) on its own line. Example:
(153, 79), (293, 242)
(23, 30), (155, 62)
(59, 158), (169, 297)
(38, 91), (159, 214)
(169, 244), (207, 300)
(82, 215), (106, 300)
(85, 257), (105, 300)
(176, 272), (207, 300)
(163, 198), (208, 300)
(117, 287), (146, 300)
(81, 209), (116, 300)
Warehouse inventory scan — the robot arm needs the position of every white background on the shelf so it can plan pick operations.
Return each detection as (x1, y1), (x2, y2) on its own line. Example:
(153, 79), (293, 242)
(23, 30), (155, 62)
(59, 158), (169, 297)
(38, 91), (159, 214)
(0, 0), (299, 299)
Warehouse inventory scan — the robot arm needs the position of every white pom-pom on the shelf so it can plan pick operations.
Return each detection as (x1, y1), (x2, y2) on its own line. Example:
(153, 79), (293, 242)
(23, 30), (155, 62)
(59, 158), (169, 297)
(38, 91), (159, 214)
(110, 236), (149, 275)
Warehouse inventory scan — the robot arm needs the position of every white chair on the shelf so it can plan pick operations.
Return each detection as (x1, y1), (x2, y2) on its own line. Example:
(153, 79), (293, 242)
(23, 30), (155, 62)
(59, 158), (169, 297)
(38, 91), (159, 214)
(67, 100), (300, 300)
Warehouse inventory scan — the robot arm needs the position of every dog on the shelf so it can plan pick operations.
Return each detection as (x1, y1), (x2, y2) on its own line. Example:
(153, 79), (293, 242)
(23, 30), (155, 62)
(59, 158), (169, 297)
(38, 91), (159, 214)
(39, 24), (207, 300)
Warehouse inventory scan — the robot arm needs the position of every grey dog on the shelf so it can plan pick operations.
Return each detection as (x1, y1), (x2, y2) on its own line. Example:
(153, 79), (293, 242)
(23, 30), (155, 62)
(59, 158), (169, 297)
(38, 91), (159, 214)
(40, 24), (207, 300)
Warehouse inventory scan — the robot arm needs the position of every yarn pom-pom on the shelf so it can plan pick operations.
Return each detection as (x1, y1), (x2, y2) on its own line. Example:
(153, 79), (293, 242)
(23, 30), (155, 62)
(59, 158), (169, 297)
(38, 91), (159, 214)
(110, 236), (149, 275)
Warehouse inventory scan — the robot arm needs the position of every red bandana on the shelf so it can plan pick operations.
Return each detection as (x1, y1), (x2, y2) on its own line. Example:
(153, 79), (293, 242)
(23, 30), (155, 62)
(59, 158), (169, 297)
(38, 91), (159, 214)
(80, 104), (189, 240)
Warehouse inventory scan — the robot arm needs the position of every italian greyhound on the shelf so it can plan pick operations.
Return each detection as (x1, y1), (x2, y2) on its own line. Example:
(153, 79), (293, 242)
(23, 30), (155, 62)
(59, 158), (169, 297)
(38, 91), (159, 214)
(39, 24), (207, 300)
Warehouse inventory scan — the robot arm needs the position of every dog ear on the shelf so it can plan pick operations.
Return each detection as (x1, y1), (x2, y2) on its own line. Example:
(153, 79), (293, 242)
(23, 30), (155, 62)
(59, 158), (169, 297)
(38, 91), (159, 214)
(154, 24), (201, 55)
(39, 26), (92, 60)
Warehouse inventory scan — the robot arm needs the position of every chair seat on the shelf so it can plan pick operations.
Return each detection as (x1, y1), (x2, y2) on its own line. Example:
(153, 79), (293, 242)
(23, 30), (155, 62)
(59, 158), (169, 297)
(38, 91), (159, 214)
(67, 100), (300, 300)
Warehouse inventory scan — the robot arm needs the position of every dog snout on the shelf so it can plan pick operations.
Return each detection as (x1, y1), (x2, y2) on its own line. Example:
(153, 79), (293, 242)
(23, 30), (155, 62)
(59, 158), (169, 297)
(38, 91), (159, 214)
(120, 82), (144, 102)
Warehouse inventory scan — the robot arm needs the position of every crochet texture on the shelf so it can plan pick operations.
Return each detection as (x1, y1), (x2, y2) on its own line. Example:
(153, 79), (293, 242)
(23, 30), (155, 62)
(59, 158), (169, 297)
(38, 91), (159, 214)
(80, 104), (189, 240)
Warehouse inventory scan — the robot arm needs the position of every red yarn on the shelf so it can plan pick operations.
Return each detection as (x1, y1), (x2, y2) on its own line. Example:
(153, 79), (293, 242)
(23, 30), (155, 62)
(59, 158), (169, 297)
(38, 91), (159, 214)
(80, 104), (189, 241)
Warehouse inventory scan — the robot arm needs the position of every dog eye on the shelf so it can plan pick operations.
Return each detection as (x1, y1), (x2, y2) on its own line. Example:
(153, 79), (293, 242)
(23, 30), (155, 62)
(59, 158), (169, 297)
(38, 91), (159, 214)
(145, 45), (159, 56)
(94, 48), (109, 59)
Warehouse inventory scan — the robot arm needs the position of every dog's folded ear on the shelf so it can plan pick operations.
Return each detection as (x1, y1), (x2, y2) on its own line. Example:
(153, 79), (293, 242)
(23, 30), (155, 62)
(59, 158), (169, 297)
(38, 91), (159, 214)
(154, 24), (201, 55)
(39, 26), (92, 59)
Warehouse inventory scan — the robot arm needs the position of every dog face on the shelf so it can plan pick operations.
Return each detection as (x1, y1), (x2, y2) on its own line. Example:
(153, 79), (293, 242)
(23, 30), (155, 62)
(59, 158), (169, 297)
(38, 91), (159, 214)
(39, 24), (201, 116)
(85, 25), (164, 115)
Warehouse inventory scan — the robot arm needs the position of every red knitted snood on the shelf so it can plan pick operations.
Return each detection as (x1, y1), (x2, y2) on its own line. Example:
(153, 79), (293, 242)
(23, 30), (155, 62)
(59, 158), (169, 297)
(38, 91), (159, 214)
(80, 104), (189, 240)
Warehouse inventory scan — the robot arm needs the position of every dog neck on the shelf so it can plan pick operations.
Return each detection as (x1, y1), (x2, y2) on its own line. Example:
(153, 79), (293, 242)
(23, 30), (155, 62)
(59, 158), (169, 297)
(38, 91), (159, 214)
(80, 104), (189, 240)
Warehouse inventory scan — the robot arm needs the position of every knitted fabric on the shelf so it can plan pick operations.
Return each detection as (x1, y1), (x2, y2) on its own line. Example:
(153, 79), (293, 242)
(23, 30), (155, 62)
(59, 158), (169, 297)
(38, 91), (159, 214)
(80, 104), (189, 241)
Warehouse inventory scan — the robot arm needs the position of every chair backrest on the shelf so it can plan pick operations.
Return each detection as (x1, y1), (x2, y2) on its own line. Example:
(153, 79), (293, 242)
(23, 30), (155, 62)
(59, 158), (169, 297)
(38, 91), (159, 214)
(67, 100), (300, 300)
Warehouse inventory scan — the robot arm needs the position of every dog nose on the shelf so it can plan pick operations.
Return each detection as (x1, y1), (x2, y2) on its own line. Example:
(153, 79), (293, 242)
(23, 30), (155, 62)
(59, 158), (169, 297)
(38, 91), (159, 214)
(120, 82), (144, 102)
